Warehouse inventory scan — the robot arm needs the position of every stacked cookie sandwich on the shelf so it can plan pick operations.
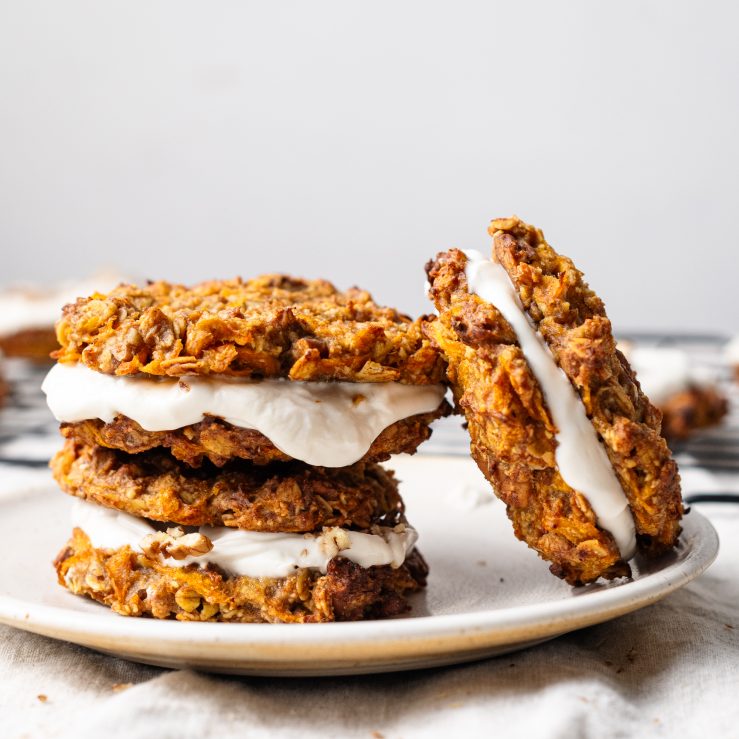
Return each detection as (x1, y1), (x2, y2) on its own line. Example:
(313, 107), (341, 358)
(44, 275), (448, 622)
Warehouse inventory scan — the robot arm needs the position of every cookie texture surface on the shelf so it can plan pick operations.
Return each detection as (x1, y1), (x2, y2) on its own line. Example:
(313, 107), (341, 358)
(54, 528), (428, 622)
(52, 440), (404, 533)
(61, 401), (450, 468)
(54, 275), (444, 383)
(424, 216), (682, 585)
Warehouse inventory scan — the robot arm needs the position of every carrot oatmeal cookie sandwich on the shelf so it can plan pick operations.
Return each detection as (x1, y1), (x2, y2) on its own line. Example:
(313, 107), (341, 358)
(424, 217), (683, 585)
(44, 274), (449, 622)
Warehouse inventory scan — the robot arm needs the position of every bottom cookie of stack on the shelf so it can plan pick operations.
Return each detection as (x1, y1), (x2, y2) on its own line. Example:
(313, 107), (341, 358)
(52, 452), (427, 623)
(55, 527), (427, 623)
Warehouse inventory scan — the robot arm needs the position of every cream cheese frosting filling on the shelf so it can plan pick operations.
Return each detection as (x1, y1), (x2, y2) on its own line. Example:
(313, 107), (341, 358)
(70, 499), (418, 578)
(42, 363), (446, 467)
(463, 249), (637, 559)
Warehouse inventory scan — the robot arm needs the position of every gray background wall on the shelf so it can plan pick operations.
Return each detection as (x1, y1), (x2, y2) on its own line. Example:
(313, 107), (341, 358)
(1, 2), (736, 334)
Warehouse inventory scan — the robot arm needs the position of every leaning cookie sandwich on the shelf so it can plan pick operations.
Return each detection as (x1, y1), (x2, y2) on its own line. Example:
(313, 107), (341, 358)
(424, 217), (683, 585)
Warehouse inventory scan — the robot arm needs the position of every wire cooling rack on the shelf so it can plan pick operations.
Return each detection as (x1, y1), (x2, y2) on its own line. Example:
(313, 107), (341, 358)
(0, 360), (59, 468)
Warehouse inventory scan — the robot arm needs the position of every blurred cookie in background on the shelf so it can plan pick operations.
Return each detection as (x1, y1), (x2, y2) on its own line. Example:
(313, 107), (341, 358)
(726, 336), (739, 382)
(622, 344), (728, 441)
(0, 272), (127, 363)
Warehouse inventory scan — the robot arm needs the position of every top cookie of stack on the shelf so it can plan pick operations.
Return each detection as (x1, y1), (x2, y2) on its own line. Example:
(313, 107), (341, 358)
(48, 275), (448, 469)
(54, 274), (444, 383)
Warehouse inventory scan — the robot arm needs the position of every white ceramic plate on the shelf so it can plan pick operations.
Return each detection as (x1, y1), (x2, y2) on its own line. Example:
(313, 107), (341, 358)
(0, 455), (718, 676)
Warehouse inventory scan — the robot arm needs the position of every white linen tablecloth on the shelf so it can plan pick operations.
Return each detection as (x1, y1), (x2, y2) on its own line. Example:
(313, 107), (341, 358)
(1, 353), (738, 739)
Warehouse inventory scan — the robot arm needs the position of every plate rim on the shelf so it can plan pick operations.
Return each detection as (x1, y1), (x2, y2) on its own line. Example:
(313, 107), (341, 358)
(0, 504), (718, 666)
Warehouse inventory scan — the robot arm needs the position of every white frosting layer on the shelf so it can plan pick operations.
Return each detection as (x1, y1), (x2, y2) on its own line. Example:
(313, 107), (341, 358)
(624, 346), (712, 406)
(463, 249), (636, 559)
(42, 363), (446, 467)
(71, 499), (417, 578)
(0, 274), (124, 336)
